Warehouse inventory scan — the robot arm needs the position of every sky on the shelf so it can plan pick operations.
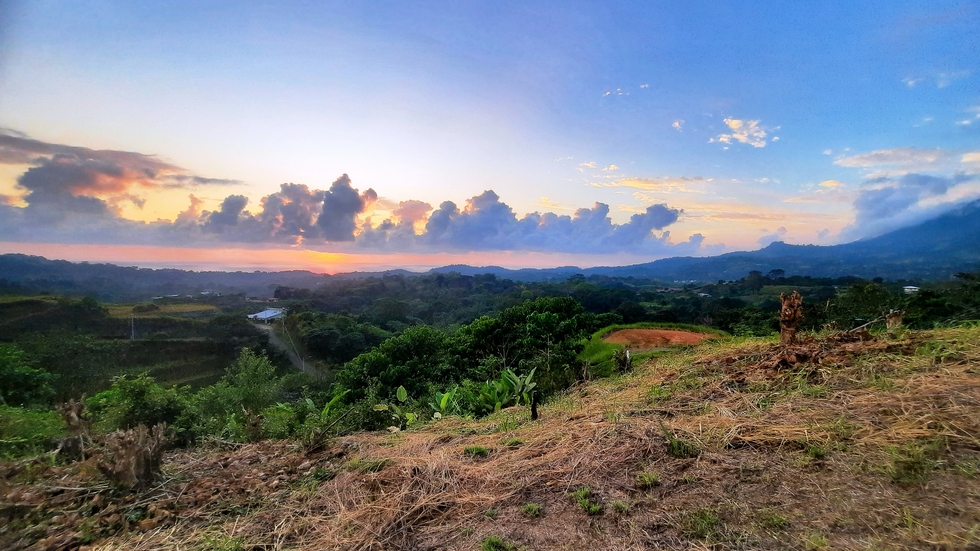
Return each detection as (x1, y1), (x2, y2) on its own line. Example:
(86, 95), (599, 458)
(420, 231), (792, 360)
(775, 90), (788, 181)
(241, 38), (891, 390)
(0, 1), (978, 273)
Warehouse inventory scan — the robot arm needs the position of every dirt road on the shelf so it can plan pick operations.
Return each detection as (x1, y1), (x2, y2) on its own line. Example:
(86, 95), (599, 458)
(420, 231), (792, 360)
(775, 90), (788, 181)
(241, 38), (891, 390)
(253, 323), (316, 376)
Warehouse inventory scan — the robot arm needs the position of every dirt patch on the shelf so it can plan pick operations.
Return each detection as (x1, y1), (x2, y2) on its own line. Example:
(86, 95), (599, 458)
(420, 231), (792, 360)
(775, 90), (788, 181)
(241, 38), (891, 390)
(603, 329), (716, 349)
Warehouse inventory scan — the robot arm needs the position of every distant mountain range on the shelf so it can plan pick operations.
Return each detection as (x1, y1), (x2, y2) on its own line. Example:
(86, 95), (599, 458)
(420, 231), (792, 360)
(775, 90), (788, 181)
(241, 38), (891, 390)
(433, 200), (980, 282)
(2, 200), (979, 299)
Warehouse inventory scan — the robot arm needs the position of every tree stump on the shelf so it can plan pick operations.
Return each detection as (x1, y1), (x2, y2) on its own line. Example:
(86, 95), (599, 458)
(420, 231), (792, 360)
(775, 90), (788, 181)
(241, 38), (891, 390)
(886, 309), (904, 329)
(779, 291), (804, 345)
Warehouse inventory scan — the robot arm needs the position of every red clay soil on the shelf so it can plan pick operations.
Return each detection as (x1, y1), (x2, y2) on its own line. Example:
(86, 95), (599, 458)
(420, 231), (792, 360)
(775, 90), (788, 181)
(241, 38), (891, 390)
(602, 328), (716, 349)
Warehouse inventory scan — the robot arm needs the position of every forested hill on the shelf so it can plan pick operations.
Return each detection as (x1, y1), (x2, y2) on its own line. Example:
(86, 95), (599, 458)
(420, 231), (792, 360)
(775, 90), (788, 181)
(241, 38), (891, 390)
(0, 254), (332, 301)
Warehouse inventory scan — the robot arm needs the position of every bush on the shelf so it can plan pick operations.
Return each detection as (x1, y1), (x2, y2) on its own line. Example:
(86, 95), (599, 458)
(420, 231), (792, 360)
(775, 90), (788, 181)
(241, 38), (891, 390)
(86, 374), (190, 433)
(0, 344), (55, 407)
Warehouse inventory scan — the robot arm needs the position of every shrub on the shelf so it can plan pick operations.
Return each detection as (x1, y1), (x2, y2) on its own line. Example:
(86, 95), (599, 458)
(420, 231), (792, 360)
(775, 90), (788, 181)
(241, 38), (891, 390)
(0, 344), (55, 407)
(86, 374), (190, 433)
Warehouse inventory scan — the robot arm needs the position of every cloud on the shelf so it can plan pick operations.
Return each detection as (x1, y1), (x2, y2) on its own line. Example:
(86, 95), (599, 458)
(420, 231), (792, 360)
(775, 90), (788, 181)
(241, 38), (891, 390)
(757, 226), (788, 247)
(711, 118), (774, 148)
(602, 164), (619, 171)
(833, 147), (956, 177)
(956, 106), (980, 126)
(0, 132), (706, 258)
(590, 176), (711, 195)
(823, 150), (832, 155)
(903, 71), (971, 89)
(640, 83), (649, 88)
(819, 180), (845, 188)
(672, 120), (685, 132)
(840, 172), (980, 239)
(0, 130), (241, 222)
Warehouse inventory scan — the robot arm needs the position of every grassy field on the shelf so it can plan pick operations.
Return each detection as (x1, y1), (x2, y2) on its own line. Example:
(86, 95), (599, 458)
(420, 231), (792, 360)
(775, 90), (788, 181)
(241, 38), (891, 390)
(579, 322), (728, 377)
(106, 303), (219, 318)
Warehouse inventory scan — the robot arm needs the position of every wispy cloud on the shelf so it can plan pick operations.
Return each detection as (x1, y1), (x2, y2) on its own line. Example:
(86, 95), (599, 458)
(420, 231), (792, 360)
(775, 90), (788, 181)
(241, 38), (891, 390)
(833, 147), (958, 177)
(589, 176), (712, 194)
(956, 106), (980, 126)
(672, 120), (685, 132)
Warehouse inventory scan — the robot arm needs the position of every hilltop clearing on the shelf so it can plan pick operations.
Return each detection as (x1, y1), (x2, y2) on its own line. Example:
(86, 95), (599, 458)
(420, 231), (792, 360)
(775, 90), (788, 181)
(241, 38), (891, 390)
(602, 328), (718, 348)
(3, 326), (979, 550)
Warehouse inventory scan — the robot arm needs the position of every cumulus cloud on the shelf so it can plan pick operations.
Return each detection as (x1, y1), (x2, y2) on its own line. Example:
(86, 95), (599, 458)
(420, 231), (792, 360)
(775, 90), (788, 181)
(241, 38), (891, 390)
(757, 226), (788, 247)
(711, 118), (774, 148)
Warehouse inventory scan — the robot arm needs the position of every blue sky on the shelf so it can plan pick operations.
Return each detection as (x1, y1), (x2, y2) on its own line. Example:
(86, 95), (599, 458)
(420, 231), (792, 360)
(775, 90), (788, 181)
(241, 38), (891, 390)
(0, 1), (977, 271)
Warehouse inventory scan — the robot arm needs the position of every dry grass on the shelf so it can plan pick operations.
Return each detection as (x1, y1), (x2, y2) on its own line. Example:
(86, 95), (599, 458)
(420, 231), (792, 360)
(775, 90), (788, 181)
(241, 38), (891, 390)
(3, 327), (980, 550)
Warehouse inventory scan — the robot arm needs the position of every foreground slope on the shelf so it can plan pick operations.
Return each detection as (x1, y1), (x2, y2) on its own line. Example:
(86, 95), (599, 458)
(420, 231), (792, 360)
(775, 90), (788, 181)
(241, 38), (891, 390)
(4, 327), (980, 550)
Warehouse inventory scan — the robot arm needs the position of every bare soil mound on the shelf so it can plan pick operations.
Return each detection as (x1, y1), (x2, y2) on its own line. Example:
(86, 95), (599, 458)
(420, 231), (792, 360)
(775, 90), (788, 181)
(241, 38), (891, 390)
(602, 328), (716, 349)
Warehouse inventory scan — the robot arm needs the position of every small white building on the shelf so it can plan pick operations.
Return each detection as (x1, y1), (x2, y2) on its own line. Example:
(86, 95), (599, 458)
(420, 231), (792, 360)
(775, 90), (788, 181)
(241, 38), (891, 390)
(247, 308), (286, 322)
(903, 286), (920, 294)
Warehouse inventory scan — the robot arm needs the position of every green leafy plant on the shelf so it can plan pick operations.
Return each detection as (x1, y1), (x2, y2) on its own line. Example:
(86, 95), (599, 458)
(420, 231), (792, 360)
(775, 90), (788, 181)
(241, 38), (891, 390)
(373, 385), (418, 429)
(429, 386), (458, 419)
(572, 486), (603, 515)
(612, 500), (630, 514)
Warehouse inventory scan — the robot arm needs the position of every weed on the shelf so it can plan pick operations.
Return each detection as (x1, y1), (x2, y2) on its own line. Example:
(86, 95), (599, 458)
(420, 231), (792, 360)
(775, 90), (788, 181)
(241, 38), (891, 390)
(954, 458), (980, 478)
(345, 457), (392, 473)
(682, 507), (720, 539)
(464, 445), (491, 458)
(520, 503), (542, 518)
(199, 533), (245, 551)
(888, 439), (944, 483)
(805, 444), (827, 460)
(661, 422), (700, 458)
(635, 470), (661, 489)
(757, 510), (789, 529)
(754, 394), (776, 410)
(572, 486), (603, 515)
(693, 401), (711, 415)
(484, 508), (498, 520)
(804, 532), (829, 550)
(501, 437), (524, 448)
(648, 384), (672, 404)
(612, 500), (630, 514)
(681, 473), (699, 484)
(481, 535), (517, 551)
